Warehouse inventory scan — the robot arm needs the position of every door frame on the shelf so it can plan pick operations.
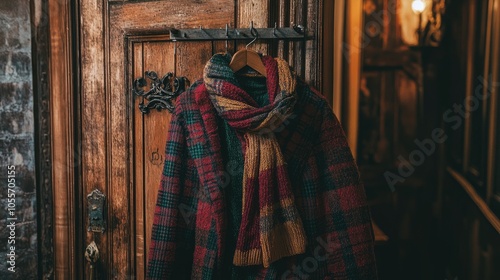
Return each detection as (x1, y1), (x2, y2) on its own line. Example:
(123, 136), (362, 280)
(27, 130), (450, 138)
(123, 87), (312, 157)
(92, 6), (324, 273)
(37, 0), (80, 278)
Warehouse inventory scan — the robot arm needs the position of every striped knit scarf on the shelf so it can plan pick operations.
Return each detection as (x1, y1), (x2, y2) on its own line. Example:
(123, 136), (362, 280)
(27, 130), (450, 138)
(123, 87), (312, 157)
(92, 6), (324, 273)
(204, 53), (307, 268)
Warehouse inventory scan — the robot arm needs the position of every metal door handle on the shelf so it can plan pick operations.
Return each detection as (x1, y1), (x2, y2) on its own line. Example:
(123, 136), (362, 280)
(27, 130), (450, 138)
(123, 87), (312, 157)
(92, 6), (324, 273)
(86, 189), (105, 279)
(85, 241), (100, 280)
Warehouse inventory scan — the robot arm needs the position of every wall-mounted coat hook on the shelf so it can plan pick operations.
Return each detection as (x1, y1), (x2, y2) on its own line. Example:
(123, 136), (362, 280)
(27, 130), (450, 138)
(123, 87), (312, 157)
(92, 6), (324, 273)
(246, 21), (259, 48)
(169, 24), (311, 42)
(293, 24), (306, 34)
(131, 22), (312, 115)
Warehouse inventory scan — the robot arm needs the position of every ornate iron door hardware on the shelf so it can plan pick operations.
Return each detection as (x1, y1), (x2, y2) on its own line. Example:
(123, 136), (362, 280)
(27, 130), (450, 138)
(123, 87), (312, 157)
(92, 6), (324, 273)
(133, 71), (189, 114)
(87, 189), (106, 233)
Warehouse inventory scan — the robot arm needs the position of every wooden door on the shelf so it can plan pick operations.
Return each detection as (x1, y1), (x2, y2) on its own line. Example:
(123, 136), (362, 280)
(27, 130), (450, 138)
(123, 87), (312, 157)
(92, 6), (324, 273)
(72, 1), (327, 279)
(80, 2), (233, 279)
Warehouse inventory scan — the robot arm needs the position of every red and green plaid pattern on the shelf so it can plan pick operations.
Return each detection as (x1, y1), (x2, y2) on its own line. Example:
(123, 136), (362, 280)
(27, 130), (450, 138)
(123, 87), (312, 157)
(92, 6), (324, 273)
(147, 57), (377, 279)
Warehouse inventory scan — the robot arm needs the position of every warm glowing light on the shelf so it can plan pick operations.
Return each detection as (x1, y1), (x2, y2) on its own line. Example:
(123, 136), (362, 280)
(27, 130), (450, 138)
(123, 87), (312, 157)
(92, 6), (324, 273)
(412, 0), (426, 14)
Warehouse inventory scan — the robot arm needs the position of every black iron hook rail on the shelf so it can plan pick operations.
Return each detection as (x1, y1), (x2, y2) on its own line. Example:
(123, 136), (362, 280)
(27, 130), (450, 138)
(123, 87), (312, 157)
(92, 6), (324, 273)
(169, 25), (310, 42)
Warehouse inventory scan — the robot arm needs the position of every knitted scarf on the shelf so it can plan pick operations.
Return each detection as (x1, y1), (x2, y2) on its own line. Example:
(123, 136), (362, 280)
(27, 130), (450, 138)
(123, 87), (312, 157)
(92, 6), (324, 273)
(203, 53), (307, 268)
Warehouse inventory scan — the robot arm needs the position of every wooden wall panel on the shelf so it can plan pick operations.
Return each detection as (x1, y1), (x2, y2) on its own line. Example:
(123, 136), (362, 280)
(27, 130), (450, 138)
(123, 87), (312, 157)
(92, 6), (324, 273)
(110, 1), (235, 31)
(277, 0), (290, 60)
(305, 0), (320, 86)
(176, 41), (214, 79)
(292, 0), (305, 77)
(343, 0), (363, 156)
(287, 1), (298, 68)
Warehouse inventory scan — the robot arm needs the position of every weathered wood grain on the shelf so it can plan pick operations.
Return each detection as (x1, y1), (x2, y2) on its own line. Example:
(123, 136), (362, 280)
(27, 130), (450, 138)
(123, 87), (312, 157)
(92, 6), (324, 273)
(238, 0), (270, 54)
(292, 0), (305, 78)
(305, 0), (319, 87)
(49, 0), (77, 278)
(176, 41), (214, 79)
(131, 41), (145, 278)
(277, 0), (290, 60)
(80, 0), (109, 278)
(288, 0), (297, 70)
(110, 0), (234, 31)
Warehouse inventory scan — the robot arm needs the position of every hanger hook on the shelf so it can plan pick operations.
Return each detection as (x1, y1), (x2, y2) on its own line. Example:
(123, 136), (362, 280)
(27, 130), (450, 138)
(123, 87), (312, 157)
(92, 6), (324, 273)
(246, 21), (258, 49)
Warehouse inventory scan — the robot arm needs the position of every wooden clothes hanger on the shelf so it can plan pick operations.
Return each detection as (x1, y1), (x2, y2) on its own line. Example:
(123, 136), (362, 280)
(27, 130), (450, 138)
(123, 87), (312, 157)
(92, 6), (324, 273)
(229, 22), (267, 77)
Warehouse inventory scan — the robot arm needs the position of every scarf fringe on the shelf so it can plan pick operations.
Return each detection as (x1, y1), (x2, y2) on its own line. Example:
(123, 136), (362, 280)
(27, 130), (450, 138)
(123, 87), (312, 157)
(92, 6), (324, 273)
(233, 219), (308, 268)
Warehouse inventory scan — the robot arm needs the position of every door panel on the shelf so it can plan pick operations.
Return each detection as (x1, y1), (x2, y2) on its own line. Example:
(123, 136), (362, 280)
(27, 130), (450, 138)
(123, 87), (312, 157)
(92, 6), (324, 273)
(131, 39), (228, 277)
(133, 40), (176, 278)
(78, 1), (325, 279)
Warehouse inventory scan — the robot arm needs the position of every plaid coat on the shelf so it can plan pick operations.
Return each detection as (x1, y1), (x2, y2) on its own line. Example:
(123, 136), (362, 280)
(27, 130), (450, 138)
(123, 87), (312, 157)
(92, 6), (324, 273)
(147, 79), (378, 279)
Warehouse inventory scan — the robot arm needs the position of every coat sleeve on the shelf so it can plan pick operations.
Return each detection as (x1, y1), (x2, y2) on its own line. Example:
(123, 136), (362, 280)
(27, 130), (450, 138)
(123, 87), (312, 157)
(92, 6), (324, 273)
(147, 103), (198, 279)
(307, 100), (378, 279)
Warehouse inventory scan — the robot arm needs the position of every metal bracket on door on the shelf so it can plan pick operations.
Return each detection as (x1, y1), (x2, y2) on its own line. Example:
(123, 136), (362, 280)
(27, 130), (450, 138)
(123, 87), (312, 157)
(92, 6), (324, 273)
(169, 25), (309, 41)
(132, 71), (189, 114)
(87, 189), (106, 233)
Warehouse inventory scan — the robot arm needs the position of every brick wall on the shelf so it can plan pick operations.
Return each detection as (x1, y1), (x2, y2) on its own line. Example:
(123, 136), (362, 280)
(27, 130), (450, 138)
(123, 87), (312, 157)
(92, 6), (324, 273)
(0, 0), (38, 279)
